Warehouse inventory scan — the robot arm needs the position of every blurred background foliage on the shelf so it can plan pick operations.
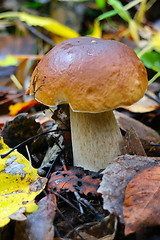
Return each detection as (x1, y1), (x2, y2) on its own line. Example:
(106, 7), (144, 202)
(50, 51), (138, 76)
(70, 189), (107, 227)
(0, 0), (160, 78)
(0, 0), (160, 120)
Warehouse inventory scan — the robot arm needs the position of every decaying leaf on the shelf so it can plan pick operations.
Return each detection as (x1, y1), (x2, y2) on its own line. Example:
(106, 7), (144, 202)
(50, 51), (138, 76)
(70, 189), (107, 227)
(123, 90), (159, 113)
(0, 137), (47, 227)
(123, 166), (160, 235)
(98, 154), (160, 222)
(38, 124), (64, 176)
(48, 168), (102, 195)
(114, 110), (160, 144)
(1, 113), (48, 158)
(24, 194), (56, 240)
(121, 127), (146, 156)
(73, 214), (118, 240)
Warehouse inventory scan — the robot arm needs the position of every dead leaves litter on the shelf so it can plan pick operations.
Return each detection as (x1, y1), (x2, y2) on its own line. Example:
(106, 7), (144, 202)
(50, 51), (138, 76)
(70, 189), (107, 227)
(98, 154), (160, 222)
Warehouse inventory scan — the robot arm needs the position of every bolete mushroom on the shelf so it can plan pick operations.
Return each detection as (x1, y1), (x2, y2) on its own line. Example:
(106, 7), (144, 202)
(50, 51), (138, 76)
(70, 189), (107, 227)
(29, 37), (148, 171)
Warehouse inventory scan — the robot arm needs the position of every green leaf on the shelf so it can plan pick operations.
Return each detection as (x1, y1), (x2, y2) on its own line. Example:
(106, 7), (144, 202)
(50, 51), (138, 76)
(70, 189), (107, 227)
(140, 51), (160, 72)
(95, 0), (106, 10)
(97, 0), (142, 21)
(108, 0), (131, 22)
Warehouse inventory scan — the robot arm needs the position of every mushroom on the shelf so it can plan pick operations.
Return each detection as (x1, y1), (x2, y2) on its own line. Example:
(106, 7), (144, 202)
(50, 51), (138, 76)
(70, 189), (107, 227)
(29, 37), (148, 171)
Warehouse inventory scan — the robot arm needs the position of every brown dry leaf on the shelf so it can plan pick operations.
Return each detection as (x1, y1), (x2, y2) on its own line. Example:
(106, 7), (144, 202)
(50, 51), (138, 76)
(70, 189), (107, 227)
(114, 110), (160, 154)
(47, 168), (101, 195)
(97, 155), (160, 222)
(123, 166), (160, 235)
(123, 90), (159, 113)
(15, 59), (30, 87)
(0, 35), (36, 56)
(9, 207), (27, 221)
(14, 194), (56, 240)
(115, 110), (160, 143)
(14, 54), (43, 61)
(121, 127), (146, 156)
(74, 215), (117, 240)
(0, 92), (24, 106)
(0, 115), (15, 132)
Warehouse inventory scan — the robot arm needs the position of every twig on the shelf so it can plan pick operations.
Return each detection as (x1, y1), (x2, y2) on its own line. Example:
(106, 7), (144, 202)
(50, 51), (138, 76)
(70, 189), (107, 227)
(45, 143), (71, 178)
(52, 191), (80, 212)
(145, 92), (160, 105)
(79, 198), (104, 221)
(74, 191), (84, 215)
(1, 128), (69, 158)
(150, 141), (160, 147)
(56, 207), (85, 240)
(20, 20), (56, 47)
(0, 92), (24, 105)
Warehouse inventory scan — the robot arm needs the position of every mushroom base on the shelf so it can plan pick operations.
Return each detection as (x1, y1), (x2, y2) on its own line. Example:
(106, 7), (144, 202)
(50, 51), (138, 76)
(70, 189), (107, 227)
(70, 109), (123, 171)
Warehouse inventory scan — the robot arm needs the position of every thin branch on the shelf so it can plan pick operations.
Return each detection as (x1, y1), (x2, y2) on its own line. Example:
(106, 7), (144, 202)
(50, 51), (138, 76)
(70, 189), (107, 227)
(145, 92), (160, 105)
(1, 128), (69, 158)
(20, 20), (56, 47)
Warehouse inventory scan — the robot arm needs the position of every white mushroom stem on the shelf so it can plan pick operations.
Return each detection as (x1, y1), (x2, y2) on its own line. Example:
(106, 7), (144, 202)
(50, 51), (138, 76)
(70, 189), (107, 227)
(70, 109), (123, 171)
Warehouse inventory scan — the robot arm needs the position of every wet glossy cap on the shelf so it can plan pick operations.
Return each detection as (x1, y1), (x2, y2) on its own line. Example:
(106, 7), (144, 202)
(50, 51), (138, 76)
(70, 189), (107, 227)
(29, 37), (148, 112)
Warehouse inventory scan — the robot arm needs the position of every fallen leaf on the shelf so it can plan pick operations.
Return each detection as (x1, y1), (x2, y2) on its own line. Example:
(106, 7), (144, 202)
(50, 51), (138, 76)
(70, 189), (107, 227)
(114, 110), (160, 146)
(97, 154), (160, 222)
(150, 31), (160, 53)
(0, 137), (47, 227)
(89, 20), (102, 38)
(48, 168), (102, 195)
(24, 194), (56, 240)
(0, 11), (79, 39)
(14, 54), (43, 61)
(123, 166), (160, 235)
(9, 207), (27, 221)
(1, 113), (47, 158)
(74, 215), (117, 240)
(0, 54), (18, 66)
(15, 59), (30, 87)
(124, 90), (159, 113)
(121, 127), (146, 156)
(38, 126), (64, 176)
(9, 99), (39, 116)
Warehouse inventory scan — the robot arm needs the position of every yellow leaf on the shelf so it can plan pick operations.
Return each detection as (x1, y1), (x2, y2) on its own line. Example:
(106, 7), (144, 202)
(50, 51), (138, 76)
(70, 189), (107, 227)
(138, 32), (160, 58)
(89, 20), (102, 38)
(0, 11), (79, 39)
(128, 20), (140, 46)
(150, 31), (160, 52)
(9, 99), (39, 116)
(0, 138), (47, 227)
(136, 0), (147, 24)
(0, 55), (18, 67)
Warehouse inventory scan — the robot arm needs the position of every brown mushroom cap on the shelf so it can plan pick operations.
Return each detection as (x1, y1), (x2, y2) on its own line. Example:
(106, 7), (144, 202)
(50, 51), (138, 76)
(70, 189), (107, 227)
(29, 37), (148, 113)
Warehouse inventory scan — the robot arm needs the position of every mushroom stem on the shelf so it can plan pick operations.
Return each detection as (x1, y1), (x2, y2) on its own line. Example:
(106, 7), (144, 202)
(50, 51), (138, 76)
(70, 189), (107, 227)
(70, 109), (123, 171)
